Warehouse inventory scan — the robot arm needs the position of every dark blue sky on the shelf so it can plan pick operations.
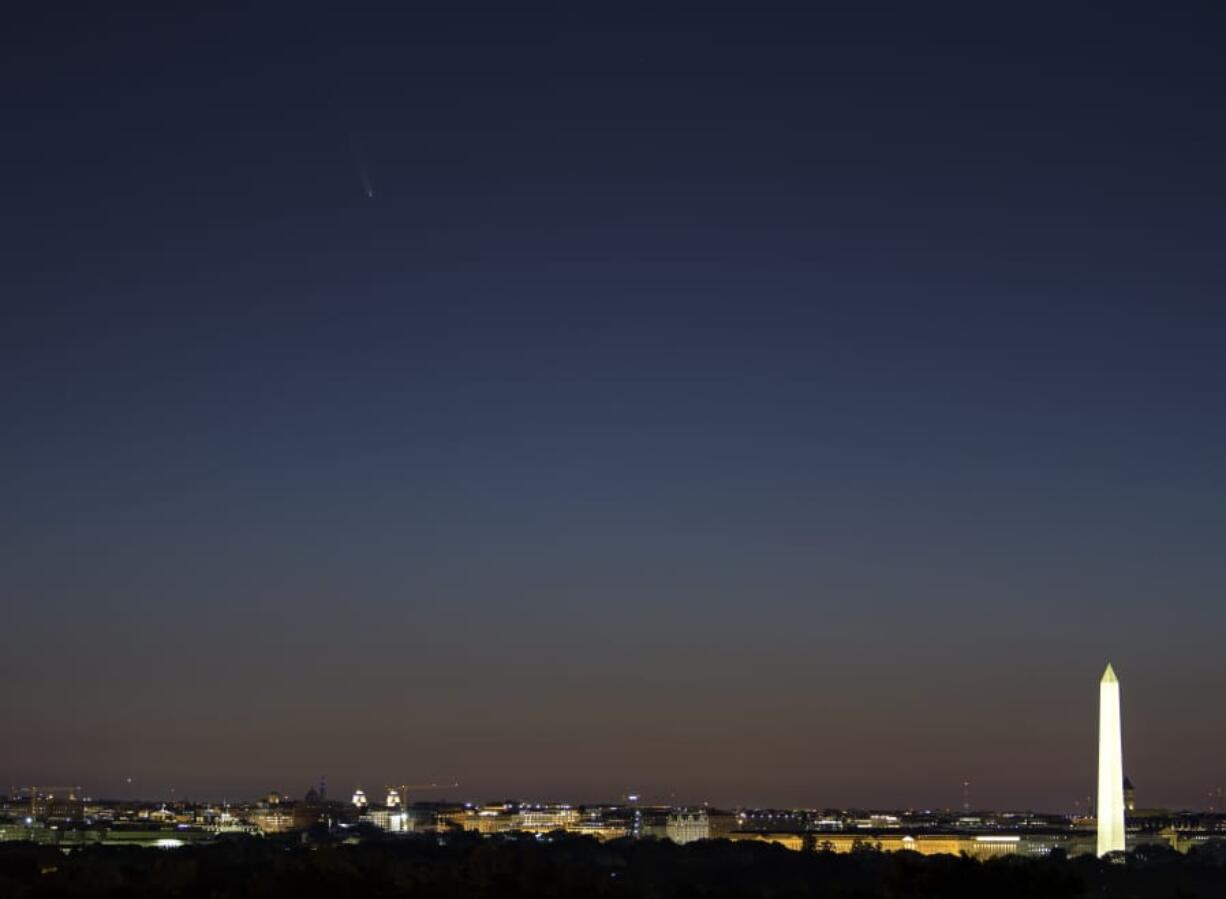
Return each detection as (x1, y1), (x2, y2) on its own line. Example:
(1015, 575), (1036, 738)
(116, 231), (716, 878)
(3, 3), (1225, 810)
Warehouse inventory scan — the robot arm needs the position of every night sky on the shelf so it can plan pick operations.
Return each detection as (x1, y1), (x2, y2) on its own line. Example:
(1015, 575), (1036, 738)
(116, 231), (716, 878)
(3, 4), (1225, 811)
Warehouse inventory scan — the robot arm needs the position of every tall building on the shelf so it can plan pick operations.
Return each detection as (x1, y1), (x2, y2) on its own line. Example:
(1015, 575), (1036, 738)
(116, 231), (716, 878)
(1097, 663), (1126, 856)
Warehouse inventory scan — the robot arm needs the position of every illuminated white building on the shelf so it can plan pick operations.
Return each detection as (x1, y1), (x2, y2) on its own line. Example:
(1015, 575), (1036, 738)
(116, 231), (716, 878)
(363, 808), (409, 832)
(666, 810), (710, 844)
(1097, 663), (1126, 856)
(515, 805), (579, 833)
(386, 788), (401, 808)
(352, 789), (368, 808)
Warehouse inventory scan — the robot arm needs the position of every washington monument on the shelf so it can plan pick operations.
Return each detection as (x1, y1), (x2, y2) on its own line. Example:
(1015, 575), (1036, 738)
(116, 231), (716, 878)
(1097, 663), (1126, 856)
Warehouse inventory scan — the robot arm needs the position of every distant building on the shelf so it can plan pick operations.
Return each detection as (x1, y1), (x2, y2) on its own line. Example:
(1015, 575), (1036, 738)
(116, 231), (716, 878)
(443, 805), (515, 834)
(352, 789), (368, 809)
(638, 809), (672, 839)
(735, 831), (1029, 859)
(27, 787), (85, 822)
(362, 808), (409, 832)
(666, 810), (710, 844)
(516, 806), (580, 833)
(246, 807), (299, 834)
(402, 807), (436, 831)
(297, 784), (328, 829)
(572, 810), (629, 841)
(440, 804), (628, 840)
(1124, 777), (1136, 812)
(0, 820), (34, 843)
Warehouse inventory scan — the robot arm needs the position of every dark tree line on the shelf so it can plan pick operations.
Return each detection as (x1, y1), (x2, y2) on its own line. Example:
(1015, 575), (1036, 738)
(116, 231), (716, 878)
(2, 832), (1225, 898)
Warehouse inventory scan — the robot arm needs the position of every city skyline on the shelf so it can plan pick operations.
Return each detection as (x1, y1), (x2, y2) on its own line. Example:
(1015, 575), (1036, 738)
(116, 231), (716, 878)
(12, 662), (1214, 816)
(4, 4), (1226, 813)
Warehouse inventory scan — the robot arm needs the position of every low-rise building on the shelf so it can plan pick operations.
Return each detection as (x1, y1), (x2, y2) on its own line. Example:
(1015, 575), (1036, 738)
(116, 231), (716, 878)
(731, 830), (1098, 858)
(666, 810), (709, 844)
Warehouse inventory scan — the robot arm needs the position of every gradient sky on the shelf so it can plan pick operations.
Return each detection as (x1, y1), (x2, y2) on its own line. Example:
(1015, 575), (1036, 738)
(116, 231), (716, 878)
(3, 3), (1225, 811)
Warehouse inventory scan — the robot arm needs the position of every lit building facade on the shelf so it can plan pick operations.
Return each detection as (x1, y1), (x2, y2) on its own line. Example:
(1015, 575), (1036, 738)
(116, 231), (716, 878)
(666, 810), (710, 844)
(362, 809), (410, 832)
(246, 808), (299, 834)
(733, 832), (1026, 859)
(516, 806), (580, 833)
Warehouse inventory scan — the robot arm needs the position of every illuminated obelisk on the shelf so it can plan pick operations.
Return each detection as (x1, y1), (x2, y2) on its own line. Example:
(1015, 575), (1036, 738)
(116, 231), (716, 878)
(1096, 663), (1125, 856)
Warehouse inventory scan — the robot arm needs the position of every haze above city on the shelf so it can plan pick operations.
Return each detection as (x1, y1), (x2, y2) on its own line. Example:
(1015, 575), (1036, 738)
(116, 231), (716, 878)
(3, 4), (1224, 811)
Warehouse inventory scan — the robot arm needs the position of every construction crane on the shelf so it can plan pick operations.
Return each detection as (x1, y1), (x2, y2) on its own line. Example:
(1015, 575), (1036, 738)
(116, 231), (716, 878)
(385, 781), (459, 808)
